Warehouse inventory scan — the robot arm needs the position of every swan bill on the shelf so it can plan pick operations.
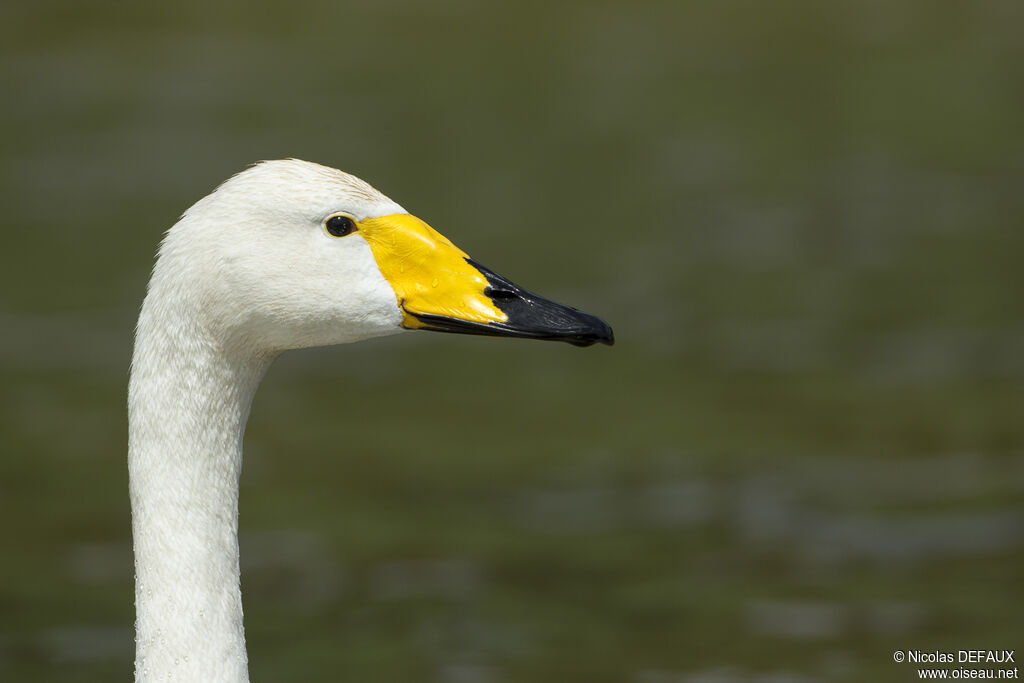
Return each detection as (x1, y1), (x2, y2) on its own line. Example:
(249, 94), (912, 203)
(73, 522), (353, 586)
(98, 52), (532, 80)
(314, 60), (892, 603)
(358, 214), (614, 347)
(405, 259), (615, 347)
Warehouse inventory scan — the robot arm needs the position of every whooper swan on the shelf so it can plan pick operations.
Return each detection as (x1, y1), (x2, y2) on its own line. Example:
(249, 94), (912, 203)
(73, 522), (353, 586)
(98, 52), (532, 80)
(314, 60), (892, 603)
(128, 159), (613, 683)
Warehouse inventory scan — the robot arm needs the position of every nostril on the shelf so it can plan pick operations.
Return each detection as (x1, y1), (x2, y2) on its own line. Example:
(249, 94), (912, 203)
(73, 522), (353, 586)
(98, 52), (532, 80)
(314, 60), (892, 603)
(487, 287), (517, 300)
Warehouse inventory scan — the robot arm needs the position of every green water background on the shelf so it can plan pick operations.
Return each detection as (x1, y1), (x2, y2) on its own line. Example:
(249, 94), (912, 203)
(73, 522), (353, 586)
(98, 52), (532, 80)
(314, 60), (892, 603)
(2, 2), (1022, 681)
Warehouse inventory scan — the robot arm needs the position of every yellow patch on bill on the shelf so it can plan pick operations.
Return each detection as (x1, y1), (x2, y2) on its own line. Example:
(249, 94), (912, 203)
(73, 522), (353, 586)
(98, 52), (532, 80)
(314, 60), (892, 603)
(358, 214), (507, 327)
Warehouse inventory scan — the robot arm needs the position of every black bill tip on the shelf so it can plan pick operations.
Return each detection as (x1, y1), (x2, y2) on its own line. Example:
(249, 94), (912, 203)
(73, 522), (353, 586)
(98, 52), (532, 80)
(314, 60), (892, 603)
(407, 259), (615, 347)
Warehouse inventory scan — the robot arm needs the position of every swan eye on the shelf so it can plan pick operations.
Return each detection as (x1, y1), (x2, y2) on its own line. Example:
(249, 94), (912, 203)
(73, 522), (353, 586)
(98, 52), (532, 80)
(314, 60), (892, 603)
(325, 215), (356, 237)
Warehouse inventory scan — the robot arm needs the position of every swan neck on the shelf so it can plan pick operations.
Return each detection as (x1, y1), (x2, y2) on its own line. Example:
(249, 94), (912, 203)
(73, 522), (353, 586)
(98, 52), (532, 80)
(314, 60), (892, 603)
(129, 299), (271, 683)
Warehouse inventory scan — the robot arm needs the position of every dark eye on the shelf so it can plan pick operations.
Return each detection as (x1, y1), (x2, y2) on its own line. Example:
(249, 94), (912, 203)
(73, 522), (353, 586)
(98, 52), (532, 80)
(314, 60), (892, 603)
(325, 214), (356, 237)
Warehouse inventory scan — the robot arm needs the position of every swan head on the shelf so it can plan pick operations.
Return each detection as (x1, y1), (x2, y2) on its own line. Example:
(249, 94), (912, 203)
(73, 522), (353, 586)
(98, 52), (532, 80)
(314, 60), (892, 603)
(151, 159), (613, 353)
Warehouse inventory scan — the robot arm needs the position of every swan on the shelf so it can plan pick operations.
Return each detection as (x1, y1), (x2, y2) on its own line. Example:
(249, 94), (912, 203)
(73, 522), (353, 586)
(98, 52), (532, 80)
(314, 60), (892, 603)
(128, 159), (613, 683)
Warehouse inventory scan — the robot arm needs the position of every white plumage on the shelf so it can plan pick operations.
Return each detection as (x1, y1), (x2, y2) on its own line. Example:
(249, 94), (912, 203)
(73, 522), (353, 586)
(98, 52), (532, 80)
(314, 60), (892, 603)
(128, 159), (611, 682)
